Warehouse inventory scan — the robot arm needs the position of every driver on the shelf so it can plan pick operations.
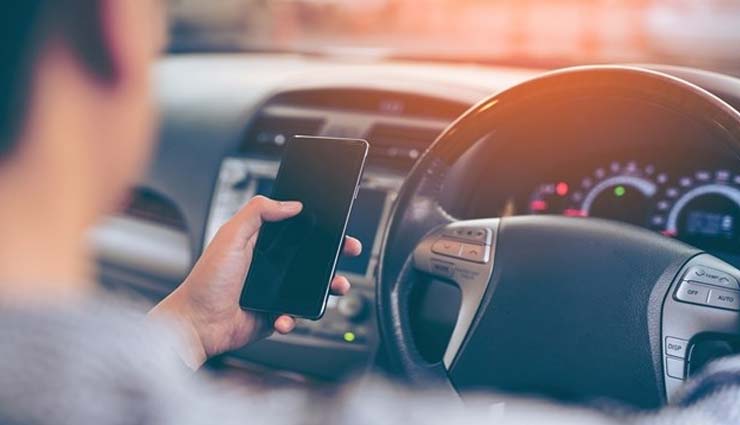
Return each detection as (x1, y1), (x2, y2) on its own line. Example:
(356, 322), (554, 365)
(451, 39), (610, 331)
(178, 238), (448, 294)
(0, 1), (737, 424)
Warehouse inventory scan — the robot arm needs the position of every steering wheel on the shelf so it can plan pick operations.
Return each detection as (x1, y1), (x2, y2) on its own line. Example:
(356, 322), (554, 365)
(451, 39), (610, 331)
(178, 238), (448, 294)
(376, 66), (740, 409)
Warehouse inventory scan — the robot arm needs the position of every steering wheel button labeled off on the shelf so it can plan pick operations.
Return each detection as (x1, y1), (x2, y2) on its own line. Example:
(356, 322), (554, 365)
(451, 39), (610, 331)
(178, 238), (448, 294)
(431, 239), (463, 257)
(684, 266), (740, 290)
(675, 282), (711, 305)
(707, 289), (740, 311)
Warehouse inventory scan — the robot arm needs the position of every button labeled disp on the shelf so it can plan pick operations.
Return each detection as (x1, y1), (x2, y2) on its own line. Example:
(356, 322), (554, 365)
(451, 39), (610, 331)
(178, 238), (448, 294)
(665, 337), (688, 359)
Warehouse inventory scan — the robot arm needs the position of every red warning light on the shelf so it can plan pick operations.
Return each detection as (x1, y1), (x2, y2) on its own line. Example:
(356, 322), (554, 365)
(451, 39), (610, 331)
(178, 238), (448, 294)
(564, 209), (587, 217)
(530, 200), (548, 212)
(555, 182), (569, 197)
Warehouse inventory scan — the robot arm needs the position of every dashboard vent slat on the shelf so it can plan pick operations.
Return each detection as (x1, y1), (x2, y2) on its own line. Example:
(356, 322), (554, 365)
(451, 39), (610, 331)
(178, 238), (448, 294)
(365, 124), (443, 170)
(241, 115), (325, 155)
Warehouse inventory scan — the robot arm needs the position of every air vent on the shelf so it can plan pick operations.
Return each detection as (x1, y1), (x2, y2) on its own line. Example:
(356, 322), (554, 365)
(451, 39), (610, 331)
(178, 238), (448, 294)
(241, 115), (325, 156)
(123, 188), (187, 231)
(365, 123), (443, 170)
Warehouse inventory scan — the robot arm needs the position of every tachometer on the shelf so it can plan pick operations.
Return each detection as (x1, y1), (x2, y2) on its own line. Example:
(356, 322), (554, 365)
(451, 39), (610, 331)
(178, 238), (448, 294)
(653, 170), (740, 254)
(572, 161), (664, 226)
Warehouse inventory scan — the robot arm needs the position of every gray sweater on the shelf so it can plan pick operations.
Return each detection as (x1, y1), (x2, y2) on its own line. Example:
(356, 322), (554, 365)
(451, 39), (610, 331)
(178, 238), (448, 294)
(0, 295), (738, 425)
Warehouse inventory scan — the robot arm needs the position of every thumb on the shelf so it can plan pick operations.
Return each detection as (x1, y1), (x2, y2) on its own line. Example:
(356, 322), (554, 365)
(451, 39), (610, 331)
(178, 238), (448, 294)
(232, 195), (303, 241)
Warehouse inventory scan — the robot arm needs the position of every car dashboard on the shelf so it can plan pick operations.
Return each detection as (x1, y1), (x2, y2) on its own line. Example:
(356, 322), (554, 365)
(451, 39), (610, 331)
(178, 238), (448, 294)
(93, 54), (740, 382)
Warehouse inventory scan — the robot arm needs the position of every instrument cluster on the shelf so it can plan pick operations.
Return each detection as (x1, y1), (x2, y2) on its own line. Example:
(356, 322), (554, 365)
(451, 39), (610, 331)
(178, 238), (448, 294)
(529, 161), (740, 261)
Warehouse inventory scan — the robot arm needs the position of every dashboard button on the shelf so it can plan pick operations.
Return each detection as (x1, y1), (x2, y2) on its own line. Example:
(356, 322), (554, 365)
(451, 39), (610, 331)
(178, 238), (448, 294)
(337, 293), (368, 322)
(675, 282), (710, 305)
(432, 239), (463, 257)
(684, 266), (739, 290)
(666, 357), (686, 380)
(460, 243), (488, 263)
(665, 337), (688, 359)
(707, 289), (740, 311)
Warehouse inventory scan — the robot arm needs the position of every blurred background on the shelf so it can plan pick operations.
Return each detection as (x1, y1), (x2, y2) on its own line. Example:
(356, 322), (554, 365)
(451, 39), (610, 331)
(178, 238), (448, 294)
(167, 0), (740, 74)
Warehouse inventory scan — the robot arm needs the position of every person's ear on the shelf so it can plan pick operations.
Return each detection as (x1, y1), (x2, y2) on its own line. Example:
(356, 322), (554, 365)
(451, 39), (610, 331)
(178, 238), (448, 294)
(95, 0), (163, 88)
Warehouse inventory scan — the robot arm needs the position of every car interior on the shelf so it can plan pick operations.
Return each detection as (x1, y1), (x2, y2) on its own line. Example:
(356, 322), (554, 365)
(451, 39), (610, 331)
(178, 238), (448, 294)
(94, 0), (740, 411)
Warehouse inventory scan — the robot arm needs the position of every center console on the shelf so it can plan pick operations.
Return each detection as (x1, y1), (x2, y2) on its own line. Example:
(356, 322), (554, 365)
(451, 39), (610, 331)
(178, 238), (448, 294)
(203, 88), (467, 378)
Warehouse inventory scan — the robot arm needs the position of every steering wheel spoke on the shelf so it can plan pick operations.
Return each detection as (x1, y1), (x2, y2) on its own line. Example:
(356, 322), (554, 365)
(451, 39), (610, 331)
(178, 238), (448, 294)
(412, 219), (499, 368)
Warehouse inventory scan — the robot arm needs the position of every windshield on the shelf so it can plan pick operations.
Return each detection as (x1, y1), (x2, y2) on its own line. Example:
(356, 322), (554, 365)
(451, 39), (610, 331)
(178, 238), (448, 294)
(168, 0), (740, 74)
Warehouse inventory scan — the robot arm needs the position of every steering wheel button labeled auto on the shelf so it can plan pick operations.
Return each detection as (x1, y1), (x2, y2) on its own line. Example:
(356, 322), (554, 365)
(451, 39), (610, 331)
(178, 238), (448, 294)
(431, 239), (463, 257)
(665, 357), (686, 380)
(707, 289), (740, 311)
(460, 243), (488, 263)
(665, 337), (688, 359)
(684, 266), (739, 290)
(675, 282), (710, 305)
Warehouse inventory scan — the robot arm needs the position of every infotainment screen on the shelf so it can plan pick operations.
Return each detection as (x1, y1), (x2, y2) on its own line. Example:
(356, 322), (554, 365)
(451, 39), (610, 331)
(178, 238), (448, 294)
(255, 178), (386, 276)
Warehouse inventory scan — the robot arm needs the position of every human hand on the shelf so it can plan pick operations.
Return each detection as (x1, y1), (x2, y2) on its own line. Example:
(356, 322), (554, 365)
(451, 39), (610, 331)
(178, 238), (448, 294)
(150, 196), (362, 369)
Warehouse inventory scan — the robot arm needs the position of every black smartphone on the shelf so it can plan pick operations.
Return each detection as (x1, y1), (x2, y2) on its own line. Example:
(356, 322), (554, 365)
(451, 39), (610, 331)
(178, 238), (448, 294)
(240, 135), (369, 319)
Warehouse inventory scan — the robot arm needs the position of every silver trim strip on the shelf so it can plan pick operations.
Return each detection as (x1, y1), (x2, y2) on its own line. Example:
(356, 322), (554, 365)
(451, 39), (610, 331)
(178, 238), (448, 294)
(412, 218), (499, 368)
(92, 216), (192, 281)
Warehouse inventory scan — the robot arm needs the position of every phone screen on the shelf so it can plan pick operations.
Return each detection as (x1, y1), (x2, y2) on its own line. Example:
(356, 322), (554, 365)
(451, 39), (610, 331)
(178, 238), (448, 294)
(240, 136), (368, 319)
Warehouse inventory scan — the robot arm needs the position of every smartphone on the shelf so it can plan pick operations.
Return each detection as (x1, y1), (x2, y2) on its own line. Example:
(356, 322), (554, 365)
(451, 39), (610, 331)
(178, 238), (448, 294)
(240, 135), (369, 319)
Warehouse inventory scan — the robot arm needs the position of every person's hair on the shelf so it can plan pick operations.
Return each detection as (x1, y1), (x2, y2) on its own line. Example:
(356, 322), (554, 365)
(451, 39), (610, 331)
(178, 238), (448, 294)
(0, 0), (115, 157)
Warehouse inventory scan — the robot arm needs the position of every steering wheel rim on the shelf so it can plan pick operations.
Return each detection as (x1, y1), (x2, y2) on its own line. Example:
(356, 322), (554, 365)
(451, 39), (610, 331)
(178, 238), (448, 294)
(376, 65), (740, 407)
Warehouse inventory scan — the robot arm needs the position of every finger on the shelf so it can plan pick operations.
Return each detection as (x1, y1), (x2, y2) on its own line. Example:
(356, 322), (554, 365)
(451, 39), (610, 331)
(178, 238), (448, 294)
(274, 315), (296, 334)
(330, 275), (351, 296)
(342, 236), (362, 257)
(234, 196), (302, 240)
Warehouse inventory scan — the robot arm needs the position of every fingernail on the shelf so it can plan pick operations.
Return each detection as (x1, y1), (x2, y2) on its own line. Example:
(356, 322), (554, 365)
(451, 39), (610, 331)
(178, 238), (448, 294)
(280, 201), (302, 210)
(277, 316), (295, 332)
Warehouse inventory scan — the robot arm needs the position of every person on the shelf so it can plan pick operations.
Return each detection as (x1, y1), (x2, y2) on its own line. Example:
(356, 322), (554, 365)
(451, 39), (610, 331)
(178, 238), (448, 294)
(0, 1), (738, 425)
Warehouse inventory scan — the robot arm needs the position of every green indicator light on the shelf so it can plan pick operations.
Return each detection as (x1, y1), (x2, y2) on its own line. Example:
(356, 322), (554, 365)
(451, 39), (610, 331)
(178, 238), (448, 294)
(614, 185), (626, 197)
(343, 332), (356, 343)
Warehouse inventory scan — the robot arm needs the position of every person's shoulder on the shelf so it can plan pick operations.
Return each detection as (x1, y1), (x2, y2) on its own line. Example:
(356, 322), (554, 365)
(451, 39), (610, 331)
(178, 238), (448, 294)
(0, 292), (189, 425)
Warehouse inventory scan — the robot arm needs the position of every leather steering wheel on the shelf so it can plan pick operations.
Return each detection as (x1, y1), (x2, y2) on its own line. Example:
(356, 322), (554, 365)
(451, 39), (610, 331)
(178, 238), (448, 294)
(376, 66), (740, 409)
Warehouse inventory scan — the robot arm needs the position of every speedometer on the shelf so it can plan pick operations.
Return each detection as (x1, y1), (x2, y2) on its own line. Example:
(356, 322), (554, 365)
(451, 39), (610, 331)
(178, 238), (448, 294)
(571, 161), (665, 226)
(529, 161), (666, 226)
(652, 170), (740, 254)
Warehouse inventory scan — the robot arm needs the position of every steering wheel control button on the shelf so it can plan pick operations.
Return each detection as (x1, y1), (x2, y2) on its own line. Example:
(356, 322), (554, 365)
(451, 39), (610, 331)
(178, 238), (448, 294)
(431, 239), (463, 258)
(665, 337), (688, 359)
(666, 357), (686, 380)
(460, 243), (489, 263)
(675, 282), (710, 304)
(707, 289), (740, 311)
(675, 282), (710, 305)
(443, 227), (492, 245)
(430, 259), (456, 278)
(684, 266), (739, 290)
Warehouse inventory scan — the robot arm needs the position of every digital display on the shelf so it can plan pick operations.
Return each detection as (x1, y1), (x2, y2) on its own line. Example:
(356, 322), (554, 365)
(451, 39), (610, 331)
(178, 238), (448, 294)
(255, 178), (386, 275)
(686, 211), (735, 239)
